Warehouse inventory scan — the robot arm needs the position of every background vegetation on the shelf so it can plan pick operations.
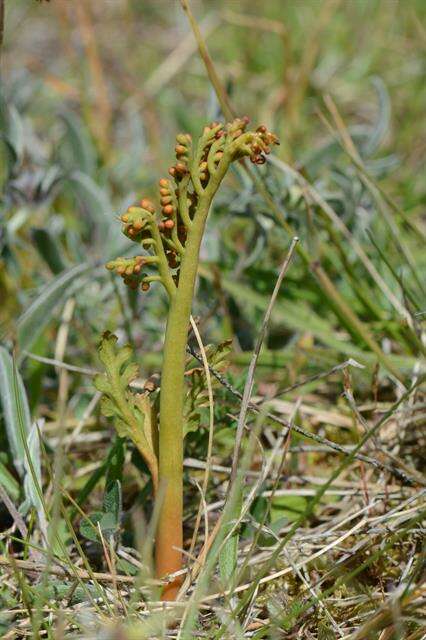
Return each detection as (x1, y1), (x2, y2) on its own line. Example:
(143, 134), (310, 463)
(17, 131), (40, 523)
(0, 1), (425, 638)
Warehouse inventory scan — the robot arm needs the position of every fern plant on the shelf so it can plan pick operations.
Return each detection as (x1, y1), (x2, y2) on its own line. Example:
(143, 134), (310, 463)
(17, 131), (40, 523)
(96, 117), (278, 599)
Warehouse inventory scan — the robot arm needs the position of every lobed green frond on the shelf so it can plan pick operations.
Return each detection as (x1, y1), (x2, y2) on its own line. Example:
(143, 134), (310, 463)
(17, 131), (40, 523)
(94, 332), (158, 490)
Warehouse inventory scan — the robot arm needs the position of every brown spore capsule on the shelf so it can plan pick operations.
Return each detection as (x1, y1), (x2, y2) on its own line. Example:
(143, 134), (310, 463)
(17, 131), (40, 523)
(140, 198), (155, 213)
(163, 204), (174, 216)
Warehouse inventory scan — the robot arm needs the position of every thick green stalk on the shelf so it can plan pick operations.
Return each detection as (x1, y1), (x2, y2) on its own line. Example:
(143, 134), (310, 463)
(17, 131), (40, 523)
(156, 199), (211, 599)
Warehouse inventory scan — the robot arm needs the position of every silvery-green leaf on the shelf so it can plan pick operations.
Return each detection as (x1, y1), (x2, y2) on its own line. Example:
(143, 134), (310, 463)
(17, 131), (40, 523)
(102, 479), (122, 526)
(30, 227), (67, 274)
(59, 112), (96, 176)
(15, 263), (91, 354)
(0, 346), (31, 477)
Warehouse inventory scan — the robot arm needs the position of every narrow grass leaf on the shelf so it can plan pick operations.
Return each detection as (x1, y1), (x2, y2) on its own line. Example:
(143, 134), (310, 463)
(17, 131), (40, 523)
(0, 346), (32, 477)
(66, 171), (112, 236)
(0, 458), (20, 501)
(60, 112), (96, 176)
(362, 77), (391, 156)
(0, 347), (45, 526)
(15, 263), (91, 354)
(22, 419), (43, 518)
(30, 227), (67, 275)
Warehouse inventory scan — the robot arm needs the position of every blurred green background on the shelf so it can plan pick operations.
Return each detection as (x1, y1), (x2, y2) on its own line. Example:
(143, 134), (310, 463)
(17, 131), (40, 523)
(1, 0), (425, 386)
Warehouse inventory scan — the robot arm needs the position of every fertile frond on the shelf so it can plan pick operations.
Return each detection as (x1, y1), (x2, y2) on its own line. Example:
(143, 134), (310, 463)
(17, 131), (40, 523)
(106, 118), (278, 294)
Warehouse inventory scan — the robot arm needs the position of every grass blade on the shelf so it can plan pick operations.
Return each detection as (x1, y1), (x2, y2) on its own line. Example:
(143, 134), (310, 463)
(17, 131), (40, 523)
(14, 263), (91, 354)
(0, 346), (32, 478)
